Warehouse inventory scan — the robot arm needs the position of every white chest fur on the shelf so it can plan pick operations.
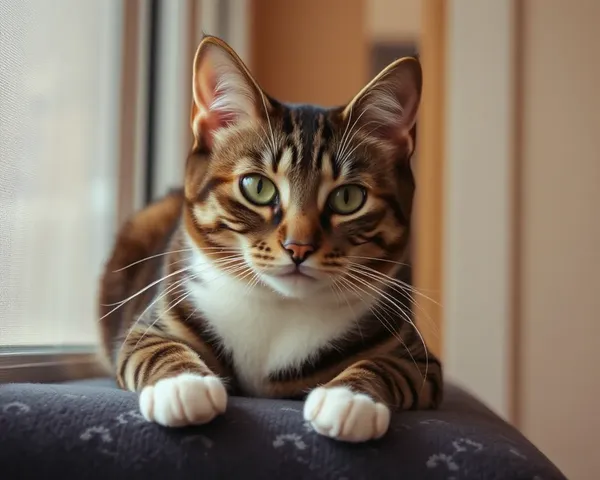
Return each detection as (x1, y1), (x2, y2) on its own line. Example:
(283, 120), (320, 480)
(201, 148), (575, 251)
(184, 256), (368, 395)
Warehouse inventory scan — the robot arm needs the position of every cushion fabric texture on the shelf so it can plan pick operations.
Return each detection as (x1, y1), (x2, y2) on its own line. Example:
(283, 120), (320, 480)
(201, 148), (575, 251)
(0, 379), (566, 479)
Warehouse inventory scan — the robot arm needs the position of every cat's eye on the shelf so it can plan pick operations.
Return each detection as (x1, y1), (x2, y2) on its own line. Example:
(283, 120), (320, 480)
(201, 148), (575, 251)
(240, 174), (278, 206)
(328, 185), (366, 215)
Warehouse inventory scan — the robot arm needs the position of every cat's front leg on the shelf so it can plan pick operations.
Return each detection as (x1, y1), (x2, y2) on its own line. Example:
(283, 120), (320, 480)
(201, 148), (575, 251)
(303, 353), (443, 442)
(117, 329), (228, 428)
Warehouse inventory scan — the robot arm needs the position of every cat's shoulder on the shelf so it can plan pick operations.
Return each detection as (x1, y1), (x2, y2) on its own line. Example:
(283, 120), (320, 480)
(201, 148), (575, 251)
(103, 188), (185, 273)
(118, 188), (184, 241)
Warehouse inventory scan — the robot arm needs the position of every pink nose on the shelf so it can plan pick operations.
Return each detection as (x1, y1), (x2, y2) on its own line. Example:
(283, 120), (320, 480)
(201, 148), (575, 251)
(282, 242), (315, 265)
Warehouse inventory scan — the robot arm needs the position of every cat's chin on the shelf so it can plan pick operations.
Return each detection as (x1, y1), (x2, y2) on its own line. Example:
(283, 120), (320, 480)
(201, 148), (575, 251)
(260, 271), (326, 299)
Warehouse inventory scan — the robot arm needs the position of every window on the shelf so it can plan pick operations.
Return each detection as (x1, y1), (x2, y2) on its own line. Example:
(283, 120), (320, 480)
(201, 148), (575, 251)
(0, 0), (248, 381)
(0, 0), (123, 348)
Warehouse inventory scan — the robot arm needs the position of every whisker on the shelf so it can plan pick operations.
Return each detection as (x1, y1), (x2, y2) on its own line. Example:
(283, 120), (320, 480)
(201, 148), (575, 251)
(330, 275), (363, 341)
(98, 265), (195, 320)
(327, 276), (344, 305)
(256, 122), (277, 159)
(346, 259), (442, 306)
(111, 247), (242, 273)
(212, 265), (261, 321)
(342, 270), (429, 391)
(119, 277), (191, 356)
(336, 104), (355, 161)
(117, 256), (246, 352)
(102, 254), (245, 307)
(100, 253), (244, 312)
(337, 120), (385, 167)
(242, 268), (263, 296)
(132, 253), (243, 318)
(258, 92), (277, 155)
(133, 288), (194, 350)
(337, 105), (370, 162)
(232, 265), (255, 284)
(112, 248), (194, 272)
(165, 249), (242, 271)
(346, 255), (410, 267)
(255, 123), (272, 154)
(346, 263), (440, 337)
(346, 265), (425, 322)
(336, 274), (420, 378)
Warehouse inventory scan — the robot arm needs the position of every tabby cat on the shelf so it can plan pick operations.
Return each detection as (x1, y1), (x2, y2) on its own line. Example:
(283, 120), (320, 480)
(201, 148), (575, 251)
(99, 35), (442, 443)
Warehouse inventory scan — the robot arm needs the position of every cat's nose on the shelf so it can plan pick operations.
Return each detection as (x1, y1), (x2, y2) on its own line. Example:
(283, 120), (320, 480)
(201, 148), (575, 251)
(281, 241), (315, 265)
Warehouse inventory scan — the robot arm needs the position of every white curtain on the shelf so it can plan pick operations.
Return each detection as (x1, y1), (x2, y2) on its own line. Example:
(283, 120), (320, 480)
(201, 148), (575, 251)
(0, 0), (123, 346)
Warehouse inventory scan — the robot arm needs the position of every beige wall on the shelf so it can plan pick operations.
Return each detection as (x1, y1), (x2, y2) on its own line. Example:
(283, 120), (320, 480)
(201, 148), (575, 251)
(367, 0), (420, 42)
(442, 1), (600, 476)
(251, 0), (367, 106)
(250, 0), (423, 106)
(443, 0), (516, 419)
(518, 1), (600, 478)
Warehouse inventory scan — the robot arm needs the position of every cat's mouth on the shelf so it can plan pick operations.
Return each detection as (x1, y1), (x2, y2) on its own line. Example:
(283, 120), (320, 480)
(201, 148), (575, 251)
(270, 265), (317, 280)
(256, 263), (331, 298)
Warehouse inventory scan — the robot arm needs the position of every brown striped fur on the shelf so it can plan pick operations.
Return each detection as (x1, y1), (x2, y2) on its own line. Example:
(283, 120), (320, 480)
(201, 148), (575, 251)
(98, 36), (442, 419)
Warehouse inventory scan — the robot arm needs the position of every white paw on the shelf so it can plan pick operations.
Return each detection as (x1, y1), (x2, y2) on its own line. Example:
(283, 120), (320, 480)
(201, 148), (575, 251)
(139, 374), (227, 427)
(303, 386), (390, 442)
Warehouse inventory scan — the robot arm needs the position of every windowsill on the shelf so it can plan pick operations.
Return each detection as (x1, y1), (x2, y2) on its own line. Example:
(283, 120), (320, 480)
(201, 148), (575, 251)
(0, 345), (109, 383)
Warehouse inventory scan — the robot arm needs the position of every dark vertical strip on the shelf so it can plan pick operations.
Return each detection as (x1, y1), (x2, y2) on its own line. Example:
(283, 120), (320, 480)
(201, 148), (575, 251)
(217, 0), (230, 41)
(510, 0), (525, 428)
(370, 42), (419, 78)
(144, 0), (160, 205)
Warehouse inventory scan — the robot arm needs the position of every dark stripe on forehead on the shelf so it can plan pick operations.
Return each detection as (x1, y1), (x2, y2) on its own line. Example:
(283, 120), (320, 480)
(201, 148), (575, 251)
(321, 113), (335, 143)
(330, 152), (341, 180)
(281, 109), (294, 136)
(312, 113), (324, 170)
(298, 107), (321, 171)
(315, 144), (326, 172)
(279, 104), (334, 174)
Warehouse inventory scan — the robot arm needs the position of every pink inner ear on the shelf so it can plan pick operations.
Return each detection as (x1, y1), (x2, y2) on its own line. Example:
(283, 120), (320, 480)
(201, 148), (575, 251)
(192, 42), (262, 150)
(195, 67), (232, 149)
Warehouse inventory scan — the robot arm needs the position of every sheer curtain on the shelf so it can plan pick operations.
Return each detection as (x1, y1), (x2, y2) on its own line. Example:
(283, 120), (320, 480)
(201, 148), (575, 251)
(0, 0), (123, 347)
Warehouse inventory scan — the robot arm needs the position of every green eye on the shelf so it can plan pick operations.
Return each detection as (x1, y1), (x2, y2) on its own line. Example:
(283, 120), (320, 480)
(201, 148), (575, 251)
(240, 174), (278, 206)
(329, 185), (366, 215)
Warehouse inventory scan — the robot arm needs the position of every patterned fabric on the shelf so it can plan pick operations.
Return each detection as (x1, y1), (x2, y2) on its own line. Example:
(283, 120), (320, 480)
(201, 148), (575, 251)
(0, 380), (565, 479)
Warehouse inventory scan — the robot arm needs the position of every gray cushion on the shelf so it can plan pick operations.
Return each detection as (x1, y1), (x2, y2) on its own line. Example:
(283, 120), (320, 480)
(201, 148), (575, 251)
(0, 380), (565, 479)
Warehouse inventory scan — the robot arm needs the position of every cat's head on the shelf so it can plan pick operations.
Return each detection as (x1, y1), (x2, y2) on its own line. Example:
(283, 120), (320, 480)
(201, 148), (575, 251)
(183, 36), (420, 299)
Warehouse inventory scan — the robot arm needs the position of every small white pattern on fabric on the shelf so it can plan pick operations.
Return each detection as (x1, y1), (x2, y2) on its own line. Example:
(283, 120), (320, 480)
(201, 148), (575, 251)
(510, 448), (527, 460)
(427, 437), (485, 473)
(273, 433), (307, 450)
(80, 426), (112, 443)
(426, 453), (459, 472)
(2, 401), (31, 414)
(453, 438), (483, 453)
(302, 420), (313, 433)
(420, 418), (449, 426)
(116, 409), (145, 425)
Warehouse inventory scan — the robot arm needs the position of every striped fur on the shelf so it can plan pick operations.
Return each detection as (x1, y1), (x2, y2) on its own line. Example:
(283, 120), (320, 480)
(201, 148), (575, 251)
(98, 36), (442, 442)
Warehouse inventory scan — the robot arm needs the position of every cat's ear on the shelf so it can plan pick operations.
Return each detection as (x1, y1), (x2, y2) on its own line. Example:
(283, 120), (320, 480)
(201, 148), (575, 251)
(191, 35), (269, 150)
(342, 57), (422, 154)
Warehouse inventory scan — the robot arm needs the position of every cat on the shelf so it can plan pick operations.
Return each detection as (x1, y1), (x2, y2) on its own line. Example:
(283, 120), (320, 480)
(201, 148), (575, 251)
(98, 35), (442, 443)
